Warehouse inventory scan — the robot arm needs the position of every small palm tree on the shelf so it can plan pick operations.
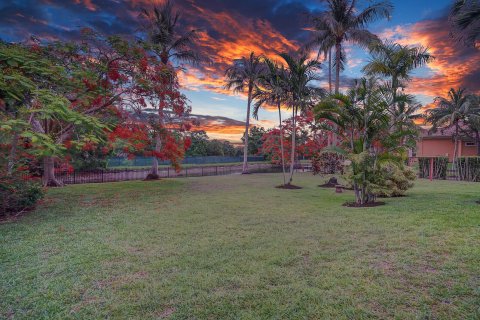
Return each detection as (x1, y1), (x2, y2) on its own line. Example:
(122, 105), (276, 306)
(309, 0), (393, 94)
(225, 52), (265, 174)
(425, 88), (476, 171)
(450, 0), (480, 47)
(253, 57), (289, 185)
(363, 41), (434, 104)
(280, 53), (325, 185)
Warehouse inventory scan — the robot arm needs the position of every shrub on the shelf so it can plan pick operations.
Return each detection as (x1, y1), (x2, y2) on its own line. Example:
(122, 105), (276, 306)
(418, 157), (448, 179)
(457, 157), (480, 182)
(373, 162), (416, 197)
(312, 152), (344, 175)
(0, 174), (44, 216)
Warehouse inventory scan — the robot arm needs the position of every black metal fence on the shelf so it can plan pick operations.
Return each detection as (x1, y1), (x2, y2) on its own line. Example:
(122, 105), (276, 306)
(53, 163), (305, 185)
(107, 156), (266, 167)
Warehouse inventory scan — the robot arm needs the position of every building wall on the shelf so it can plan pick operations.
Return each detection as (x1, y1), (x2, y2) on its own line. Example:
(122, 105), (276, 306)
(416, 139), (478, 161)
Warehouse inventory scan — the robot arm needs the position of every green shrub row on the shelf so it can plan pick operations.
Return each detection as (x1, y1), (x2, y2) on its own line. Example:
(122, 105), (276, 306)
(457, 157), (480, 182)
(418, 157), (448, 180)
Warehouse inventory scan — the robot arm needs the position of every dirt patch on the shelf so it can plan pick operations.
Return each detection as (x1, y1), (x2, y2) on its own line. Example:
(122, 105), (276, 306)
(276, 184), (303, 189)
(343, 201), (386, 208)
(156, 307), (176, 318)
(476, 200), (480, 205)
(144, 173), (160, 180)
(95, 271), (150, 289)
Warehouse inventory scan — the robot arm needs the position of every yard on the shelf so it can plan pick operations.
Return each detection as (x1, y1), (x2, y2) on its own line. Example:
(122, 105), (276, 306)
(1, 173), (479, 319)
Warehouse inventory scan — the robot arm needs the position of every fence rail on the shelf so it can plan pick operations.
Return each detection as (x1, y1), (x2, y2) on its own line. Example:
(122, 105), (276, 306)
(50, 163), (311, 185)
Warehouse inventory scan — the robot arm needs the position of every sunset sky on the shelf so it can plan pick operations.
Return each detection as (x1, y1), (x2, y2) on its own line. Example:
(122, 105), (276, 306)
(1, 0), (479, 142)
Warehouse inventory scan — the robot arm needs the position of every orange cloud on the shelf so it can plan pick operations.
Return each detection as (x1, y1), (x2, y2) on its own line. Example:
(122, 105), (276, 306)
(381, 19), (480, 99)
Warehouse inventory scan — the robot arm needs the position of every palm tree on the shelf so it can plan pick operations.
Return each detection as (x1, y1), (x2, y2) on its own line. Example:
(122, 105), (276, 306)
(280, 53), (325, 185)
(252, 57), (288, 185)
(450, 0), (480, 47)
(363, 41), (434, 106)
(141, 0), (200, 65)
(425, 88), (476, 172)
(225, 52), (264, 174)
(141, 0), (201, 178)
(309, 0), (393, 94)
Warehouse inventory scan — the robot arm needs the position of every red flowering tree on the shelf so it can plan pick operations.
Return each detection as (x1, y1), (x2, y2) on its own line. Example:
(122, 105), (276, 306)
(261, 112), (327, 166)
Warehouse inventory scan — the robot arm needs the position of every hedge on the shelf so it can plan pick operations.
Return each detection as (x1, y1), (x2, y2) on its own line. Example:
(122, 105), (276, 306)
(418, 157), (448, 180)
(457, 157), (480, 182)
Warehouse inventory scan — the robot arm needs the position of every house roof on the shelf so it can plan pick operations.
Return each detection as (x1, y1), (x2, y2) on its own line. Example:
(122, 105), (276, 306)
(419, 123), (474, 141)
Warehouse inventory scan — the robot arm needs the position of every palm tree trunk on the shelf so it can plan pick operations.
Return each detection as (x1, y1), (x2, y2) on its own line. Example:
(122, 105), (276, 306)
(7, 132), (19, 176)
(242, 85), (253, 174)
(278, 102), (286, 186)
(288, 106), (297, 184)
(42, 156), (63, 187)
(453, 124), (459, 180)
(476, 131), (480, 156)
(335, 42), (341, 94)
(328, 48), (332, 94)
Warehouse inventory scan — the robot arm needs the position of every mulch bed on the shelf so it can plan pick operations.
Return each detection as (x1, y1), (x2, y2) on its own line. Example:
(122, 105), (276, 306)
(144, 173), (160, 181)
(343, 201), (386, 208)
(276, 184), (303, 190)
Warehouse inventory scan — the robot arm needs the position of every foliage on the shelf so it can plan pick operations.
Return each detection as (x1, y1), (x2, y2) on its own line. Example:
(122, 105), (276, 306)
(457, 156), (480, 181)
(0, 173), (44, 216)
(242, 126), (266, 156)
(450, 0), (480, 47)
(261, 113), (326, 165)
(312, 152), (344, 175)
(185, 130), (241, 157)
(225, 52), (265, 173)
(418, 157), (448, 180)
(315, 77), (415, 204)
(306, 0), (393, 93)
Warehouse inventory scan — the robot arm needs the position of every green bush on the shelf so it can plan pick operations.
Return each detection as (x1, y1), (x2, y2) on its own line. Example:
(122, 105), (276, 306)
(457, 157), (480, 182)
(418, 157), (448, 179)
(0, 174), (44, 216)
(373, 162), (416, 197)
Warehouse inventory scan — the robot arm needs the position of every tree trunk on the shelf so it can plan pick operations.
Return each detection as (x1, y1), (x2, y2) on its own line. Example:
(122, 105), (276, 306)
(148, 132), (162, 180)
(242, 85), (253, 174)
(328, 48), (332, 94)
(288, 106), (297, 184)
(7, 132), (19, 176)
(335, 42), (341, 94)
(453, 124), (459, 180)
(278, 102), (286, 186)
(476, 131), (480, 156)
(42, 156), (64, 187)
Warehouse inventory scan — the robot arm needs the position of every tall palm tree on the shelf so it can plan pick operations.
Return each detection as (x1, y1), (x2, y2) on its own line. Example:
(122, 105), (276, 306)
(141, 0), (201, 178)
(450, 0), (480, 47)
(425, 88), (476, 172)
(309, 0), (393, 94)
(363, 41), (434, 106)
(225, 52), (264, 174)
(280, 53), (325, 185)
(141, 0), (200, 65)
(252, 57), (288, 185)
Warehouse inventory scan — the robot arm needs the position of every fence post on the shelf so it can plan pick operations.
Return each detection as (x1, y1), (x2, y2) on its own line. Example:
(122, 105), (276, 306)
(167, 167), (170, 178)
(185, 167), (188, 177)
(201, 167), (204, 176)
(216, 166), (218, 176)
(429, 158), (434, 181)
(73, 170), (76, 184)
(101, 169), (104, 183)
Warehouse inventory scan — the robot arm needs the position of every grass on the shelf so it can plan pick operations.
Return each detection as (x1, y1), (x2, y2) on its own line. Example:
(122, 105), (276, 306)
(1, 173), (479, 319)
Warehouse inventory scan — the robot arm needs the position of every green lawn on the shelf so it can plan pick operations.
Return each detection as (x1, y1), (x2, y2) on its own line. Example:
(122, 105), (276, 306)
(1, 173), (479, 319)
